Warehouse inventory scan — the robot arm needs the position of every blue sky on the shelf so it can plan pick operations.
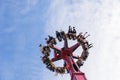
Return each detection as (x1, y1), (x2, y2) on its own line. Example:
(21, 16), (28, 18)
(1, 0), (120, 80)
(0, 0), (50, 80)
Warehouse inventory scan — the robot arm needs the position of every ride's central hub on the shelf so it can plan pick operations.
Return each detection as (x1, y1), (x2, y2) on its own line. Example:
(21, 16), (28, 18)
(61, 48), (72, 59)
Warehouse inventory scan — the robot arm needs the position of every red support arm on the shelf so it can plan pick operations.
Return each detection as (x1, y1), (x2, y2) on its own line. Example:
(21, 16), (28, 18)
(52, 45), (61, 52)
(51, 54), (62, 62)
(69, 43), (80, 52)
(64, 36), (68, 48)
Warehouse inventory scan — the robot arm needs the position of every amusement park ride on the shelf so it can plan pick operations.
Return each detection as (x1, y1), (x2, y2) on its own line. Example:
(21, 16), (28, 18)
(39, 26), (93, 80)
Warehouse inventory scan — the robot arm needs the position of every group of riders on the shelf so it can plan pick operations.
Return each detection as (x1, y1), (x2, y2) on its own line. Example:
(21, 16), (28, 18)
(56, 26), (77, 41)
(39, 44), (65, 73)
(39, 26), (93, 74)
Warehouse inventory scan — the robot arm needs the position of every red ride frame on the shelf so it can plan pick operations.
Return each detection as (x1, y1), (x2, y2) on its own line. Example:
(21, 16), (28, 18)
(51, 37), (87, 80)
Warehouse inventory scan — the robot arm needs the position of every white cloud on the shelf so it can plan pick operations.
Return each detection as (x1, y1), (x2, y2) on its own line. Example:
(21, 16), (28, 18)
(44, 0), (120, 80)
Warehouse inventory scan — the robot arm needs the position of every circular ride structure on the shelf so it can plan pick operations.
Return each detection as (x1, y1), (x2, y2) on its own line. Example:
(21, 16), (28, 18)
(39, 26), (93, 80)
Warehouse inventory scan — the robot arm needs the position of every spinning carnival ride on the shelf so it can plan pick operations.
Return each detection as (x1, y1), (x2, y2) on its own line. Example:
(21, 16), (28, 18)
(39, 26), (93, 80)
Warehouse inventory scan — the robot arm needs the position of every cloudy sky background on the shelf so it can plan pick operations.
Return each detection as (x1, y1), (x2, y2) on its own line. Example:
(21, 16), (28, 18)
(0, 0), (120, 80)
